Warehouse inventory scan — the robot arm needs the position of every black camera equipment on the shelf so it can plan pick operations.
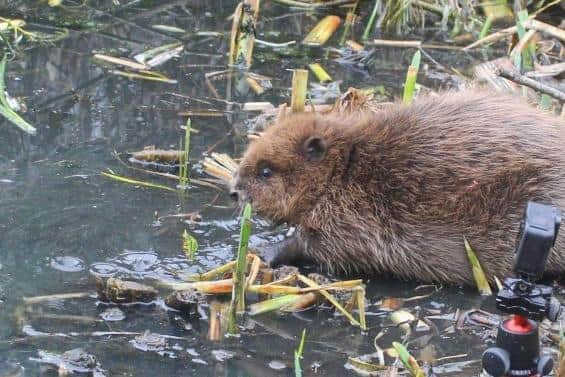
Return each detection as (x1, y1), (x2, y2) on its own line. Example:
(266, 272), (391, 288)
(482, 201), (562, 377)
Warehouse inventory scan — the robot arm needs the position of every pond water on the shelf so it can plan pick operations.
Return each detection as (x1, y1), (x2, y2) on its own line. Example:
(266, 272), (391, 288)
(0, 1), (562, 376)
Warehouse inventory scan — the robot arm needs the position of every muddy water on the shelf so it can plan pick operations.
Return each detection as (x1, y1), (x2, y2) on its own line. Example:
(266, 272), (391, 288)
(0, 1), (561, 376)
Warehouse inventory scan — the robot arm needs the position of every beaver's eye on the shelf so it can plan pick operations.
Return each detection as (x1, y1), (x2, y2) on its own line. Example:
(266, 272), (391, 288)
(259, 166), (272, 179)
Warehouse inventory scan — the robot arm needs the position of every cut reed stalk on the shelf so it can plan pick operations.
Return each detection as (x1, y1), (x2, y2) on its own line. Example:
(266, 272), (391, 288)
(402, 50), (421, 104)
(308, 63), (332, 83)
(248, 294), (302, 315)
(290, 69), (308, 112)
(228, 203), (253, 334)
(303, 15), (342, 46)
(228, 1), (258, 67)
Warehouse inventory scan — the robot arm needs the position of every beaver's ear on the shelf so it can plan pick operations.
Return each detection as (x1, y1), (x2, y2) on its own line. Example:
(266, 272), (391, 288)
(303, 136), (327, 162)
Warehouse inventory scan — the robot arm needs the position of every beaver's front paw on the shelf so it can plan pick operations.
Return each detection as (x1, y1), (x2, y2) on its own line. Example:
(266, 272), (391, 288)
(258, 236), (312, 268)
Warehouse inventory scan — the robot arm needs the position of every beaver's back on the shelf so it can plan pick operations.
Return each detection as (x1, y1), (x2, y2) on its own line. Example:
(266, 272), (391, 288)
(310, 91), (565, 283)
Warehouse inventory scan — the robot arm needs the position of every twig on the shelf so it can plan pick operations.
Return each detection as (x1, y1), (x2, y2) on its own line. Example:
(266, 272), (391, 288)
(497, 67), (565, 102)
(524, 19), (565, 42)
(509, 29), (537, 57)
(463, 25), (518, 50)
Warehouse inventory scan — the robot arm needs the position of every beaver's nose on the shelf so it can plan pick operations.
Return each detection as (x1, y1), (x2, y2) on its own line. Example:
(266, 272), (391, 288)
(229, 190), (239, 201)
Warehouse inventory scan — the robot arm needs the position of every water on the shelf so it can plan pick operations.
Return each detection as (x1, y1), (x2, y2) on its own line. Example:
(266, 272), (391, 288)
(0, 1), (562, 376)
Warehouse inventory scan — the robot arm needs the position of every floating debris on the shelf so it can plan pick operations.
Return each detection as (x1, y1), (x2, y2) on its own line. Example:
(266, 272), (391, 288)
(32, 348), (105, 376)
(131, 331), (167, 353)
(95, 277), (158, 304)
(164, 289), (205, 315)
(99, 308), (126, 322)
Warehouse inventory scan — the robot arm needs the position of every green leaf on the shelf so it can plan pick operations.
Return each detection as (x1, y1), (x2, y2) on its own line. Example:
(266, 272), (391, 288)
(539, 94), (551, 111)
(182, 230), (198, 261)
(392, 342), (424, 377)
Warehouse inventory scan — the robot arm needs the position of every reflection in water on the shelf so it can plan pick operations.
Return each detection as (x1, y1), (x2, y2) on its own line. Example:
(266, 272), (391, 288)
(0, 1), (527, 376)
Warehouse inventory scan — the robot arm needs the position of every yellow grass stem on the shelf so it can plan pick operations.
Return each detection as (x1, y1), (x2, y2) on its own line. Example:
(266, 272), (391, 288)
(101, 171), (176, 192)
(181, 261), (237, 281)
(167, 279), (234, 294)
(297, 274), (361, 328)
(108, 70), (177, 84)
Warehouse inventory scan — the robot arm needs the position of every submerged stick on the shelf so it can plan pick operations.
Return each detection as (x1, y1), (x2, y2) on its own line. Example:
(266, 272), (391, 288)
(23, 292), (91, 305)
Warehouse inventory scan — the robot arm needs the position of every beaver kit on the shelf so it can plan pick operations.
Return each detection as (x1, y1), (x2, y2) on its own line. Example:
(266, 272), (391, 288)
(231, 90), (565, 285)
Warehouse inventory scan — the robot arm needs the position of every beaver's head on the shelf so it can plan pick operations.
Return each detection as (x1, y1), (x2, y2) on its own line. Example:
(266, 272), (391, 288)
(230, 112), (356, 225)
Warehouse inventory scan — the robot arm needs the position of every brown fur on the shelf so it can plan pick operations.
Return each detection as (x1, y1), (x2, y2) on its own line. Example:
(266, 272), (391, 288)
(231, 90), (565, 285)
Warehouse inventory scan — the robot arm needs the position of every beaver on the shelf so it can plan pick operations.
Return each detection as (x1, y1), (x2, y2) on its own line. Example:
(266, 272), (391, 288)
(230, 90), (565, 285)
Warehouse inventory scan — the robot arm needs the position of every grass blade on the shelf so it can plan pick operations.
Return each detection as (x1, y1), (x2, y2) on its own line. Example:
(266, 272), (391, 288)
(463, 237), (493, 296)
(294, 329), (306, 377)
(93, 54), (148, 70)
(362, 0), (380, 40)
(0, 55), (36, 135)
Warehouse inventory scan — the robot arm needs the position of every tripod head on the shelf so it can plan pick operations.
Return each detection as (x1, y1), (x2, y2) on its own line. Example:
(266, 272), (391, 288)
(482, 202), (562, 377)
(496, 202), (561, 322)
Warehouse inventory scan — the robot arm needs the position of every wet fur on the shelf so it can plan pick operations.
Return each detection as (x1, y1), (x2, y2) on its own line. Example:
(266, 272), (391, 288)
(232, 90), (565, 285)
